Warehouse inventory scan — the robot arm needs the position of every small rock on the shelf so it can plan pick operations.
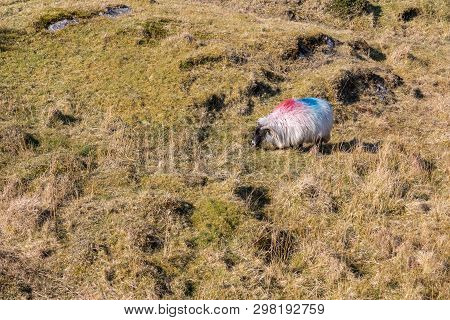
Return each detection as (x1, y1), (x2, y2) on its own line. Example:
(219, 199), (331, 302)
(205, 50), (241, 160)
(101, 5), (132, 18)
(47, 19), (78, 32)
(325, 36), (335, 49)
(282, 34), (338, 60)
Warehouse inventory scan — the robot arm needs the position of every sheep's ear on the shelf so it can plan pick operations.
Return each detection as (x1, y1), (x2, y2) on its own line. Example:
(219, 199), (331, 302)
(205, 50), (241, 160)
(261, 126), (275, 136)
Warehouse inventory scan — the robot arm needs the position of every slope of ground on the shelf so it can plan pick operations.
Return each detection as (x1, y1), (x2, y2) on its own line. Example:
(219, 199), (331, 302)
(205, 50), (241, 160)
(0, 0), (449, 299)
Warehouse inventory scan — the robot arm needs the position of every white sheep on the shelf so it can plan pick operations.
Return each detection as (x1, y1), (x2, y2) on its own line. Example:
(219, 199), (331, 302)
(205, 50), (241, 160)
(251, 97), (333, 149)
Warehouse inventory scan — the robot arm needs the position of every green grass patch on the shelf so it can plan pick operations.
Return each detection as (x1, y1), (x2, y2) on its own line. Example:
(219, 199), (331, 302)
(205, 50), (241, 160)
(179, 55), (223, 70)
(328, 0), (369, 18)
(0, 28), (23, 52)
(192, 199), (242, 246)
(142, 19), (171, 41)
(78, 144), (96, 158)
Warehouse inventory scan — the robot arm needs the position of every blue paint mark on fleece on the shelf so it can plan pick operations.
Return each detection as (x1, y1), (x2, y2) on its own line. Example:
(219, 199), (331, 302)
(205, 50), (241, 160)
(296, 97), (323, 109)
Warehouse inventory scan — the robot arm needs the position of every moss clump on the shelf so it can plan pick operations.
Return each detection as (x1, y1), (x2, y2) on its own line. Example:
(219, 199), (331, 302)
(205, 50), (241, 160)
(78, 144), (96, 158)
(192, 199), (242, 246)
(329, 0), (369, 18)
(290, 253), (307, 273)
(179, 55), (223, 70)
(0, 28), (22, 52)
(143, 19), (170, 40)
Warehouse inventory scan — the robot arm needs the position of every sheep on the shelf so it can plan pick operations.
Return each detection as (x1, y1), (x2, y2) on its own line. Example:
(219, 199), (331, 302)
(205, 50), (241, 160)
(251, 97), (333, 149)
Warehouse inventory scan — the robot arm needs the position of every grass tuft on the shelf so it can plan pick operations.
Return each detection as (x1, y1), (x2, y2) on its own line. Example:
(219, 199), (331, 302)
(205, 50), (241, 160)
(142, 19), (170, 40)
(328, 0), (370, 18)
(33, 8), (99, 30)
(192, 199), (242, 246)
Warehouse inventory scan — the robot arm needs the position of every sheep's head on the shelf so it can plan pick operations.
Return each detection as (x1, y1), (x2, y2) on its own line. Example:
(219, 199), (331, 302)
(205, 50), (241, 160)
(251, 124), (278, 149)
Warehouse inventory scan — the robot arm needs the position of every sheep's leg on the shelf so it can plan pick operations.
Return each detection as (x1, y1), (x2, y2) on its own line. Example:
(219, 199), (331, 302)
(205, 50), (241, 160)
(293, 142), (305, 152)
(317, 135), (330, 152)
(308, 139), (319, 154)
(318, 138), (324, 151)
(309, 144), (319, 154)
(312, 137), (322, 150)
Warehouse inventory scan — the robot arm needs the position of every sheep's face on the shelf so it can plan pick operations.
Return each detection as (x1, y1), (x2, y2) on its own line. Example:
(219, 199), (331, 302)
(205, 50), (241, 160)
(251, 125), (277, 149)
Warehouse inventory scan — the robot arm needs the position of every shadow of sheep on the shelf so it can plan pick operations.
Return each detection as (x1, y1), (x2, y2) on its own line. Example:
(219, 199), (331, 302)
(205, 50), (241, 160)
(301, 138), (380, 155)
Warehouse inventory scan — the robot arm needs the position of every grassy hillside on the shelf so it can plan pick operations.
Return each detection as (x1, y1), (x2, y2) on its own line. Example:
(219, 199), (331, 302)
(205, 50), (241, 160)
(0, 0), (449, 299)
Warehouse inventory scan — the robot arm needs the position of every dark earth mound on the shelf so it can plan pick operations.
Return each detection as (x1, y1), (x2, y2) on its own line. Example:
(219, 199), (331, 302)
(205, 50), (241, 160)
(334, 69), (403, 105)
(0, 126), (40, 154)
(234, 186), (270, 211)
(246, 80), (280, 99)
(234, 185), (270, 220)
(348, 39), (386, 61)
(413, 88), (425, 99)
(0, 28), (23, 51)
(138, 228), (164, 254)
(282, 34), (337, 60)
(400, 8), (420, 22)
(256, 226), (296, 263)
(47, 109), (78, 126)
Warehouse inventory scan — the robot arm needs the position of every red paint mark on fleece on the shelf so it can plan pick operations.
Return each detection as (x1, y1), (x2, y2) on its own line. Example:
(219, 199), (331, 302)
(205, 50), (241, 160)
(275, 99), (303, 111)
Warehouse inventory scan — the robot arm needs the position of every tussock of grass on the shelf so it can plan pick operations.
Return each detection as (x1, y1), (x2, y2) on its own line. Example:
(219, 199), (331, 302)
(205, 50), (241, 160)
(180, 54), (224, 70)
(33, 8), (99, 30)
(142, 19), (170, 40)
(0, 125), (39, 154)
(0, 28), (22, 52)
(255, 225), (296, 264)
(328, 0), (370, 18)
(192, 199), (242, 247)
(46, 109), (78, 127)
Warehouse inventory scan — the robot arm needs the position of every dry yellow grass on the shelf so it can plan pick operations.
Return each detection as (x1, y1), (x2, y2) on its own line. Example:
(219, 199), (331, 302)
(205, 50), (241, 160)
(0, 0), (449, 299)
